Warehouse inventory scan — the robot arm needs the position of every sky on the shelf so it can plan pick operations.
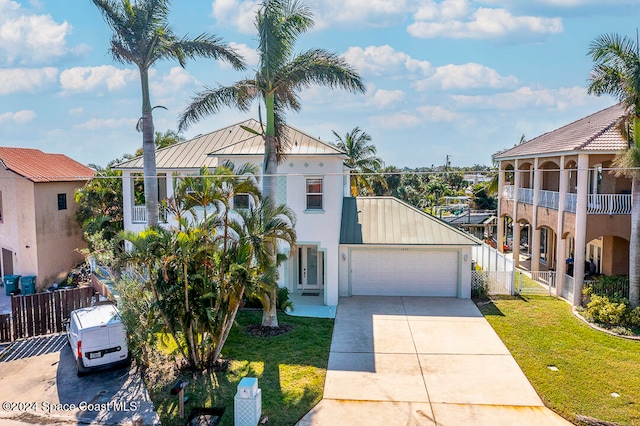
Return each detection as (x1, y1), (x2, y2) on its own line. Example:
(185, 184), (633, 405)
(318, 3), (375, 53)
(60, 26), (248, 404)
(1, 0), (639, 170)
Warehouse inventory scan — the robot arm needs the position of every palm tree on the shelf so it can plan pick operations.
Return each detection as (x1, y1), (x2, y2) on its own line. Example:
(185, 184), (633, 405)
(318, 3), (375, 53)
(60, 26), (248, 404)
(587, 32), (640, 308)
(240, 199), (297, 327)
(92, 0), (245, 226)
(178, 0), (366, 203)
(178, 0), (364, 326)
(333, 127), (384, 196)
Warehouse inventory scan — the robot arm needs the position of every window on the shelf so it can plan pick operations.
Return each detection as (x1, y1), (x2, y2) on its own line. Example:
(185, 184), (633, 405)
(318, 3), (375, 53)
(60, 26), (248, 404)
(233, 194), (250, 210)
(57, 193), (67, 210)
(0, 191), (3, 222)
(306, 178), (323, 210)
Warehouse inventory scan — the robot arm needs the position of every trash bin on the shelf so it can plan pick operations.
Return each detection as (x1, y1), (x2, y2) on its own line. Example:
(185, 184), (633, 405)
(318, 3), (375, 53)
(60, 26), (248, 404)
(21, 276), (36, 296)
(4, 275), (22, 296)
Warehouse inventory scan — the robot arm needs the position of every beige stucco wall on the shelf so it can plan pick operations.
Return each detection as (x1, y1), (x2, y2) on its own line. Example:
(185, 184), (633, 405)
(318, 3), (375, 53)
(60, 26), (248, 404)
(33, 182), (87, 289)
(0, 168), (37, 278)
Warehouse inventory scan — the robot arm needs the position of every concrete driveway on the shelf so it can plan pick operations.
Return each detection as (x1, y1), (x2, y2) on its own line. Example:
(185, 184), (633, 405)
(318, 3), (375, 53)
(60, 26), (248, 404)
(0, 334), (159, 425)
(298, 296), (572, 426)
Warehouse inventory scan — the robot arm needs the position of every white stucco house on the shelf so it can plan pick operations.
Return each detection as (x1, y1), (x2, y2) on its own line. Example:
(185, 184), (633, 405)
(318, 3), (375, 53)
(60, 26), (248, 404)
(116, 120), (479, 307)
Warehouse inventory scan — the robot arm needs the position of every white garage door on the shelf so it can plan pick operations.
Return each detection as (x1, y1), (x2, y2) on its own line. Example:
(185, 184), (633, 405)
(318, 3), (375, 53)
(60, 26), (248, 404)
(350, 249), (459, 297)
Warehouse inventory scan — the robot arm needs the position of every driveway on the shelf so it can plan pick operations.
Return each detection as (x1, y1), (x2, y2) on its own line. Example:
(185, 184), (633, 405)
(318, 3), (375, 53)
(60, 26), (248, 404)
(0, 334), (159, 425)
(298, 296), (571, 426)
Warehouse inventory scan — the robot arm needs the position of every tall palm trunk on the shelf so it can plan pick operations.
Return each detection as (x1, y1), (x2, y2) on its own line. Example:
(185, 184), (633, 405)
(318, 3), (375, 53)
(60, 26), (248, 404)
(630, 174), (640, 308)
(140, 70), (159, 226)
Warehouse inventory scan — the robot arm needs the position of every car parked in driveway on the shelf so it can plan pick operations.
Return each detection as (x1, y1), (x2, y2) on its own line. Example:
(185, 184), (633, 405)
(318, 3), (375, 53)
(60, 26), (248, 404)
(66, 303), (130, 377)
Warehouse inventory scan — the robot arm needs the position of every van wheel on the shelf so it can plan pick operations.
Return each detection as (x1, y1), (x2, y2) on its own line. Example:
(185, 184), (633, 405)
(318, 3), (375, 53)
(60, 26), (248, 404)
(76, 359), (88, 377)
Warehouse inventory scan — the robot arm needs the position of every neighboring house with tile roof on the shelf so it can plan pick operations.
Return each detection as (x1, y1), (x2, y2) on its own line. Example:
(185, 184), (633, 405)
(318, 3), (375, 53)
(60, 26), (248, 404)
(0, 147), (94, 291)
(116, 120), (480, 306)
(493, 103), (632, 305)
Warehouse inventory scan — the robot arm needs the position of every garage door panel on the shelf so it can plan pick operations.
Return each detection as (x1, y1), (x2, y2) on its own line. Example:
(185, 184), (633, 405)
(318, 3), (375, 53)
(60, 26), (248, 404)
(350, 249), (458, 297)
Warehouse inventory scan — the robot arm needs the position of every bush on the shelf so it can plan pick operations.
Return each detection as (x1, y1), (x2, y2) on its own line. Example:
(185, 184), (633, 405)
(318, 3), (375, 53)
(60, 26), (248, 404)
(244, 287), (293, 311)
(583, 294), (632, 328)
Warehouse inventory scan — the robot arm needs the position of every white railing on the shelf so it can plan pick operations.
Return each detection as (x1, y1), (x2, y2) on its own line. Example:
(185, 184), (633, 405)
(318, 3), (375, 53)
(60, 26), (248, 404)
(587, 194), (631, 215)
(561, 274), (575, 302)
(503, 185), (515, 200)
(518, 187), (534, 204)
(565, 193), (577, 213)
(132, 205), (146, 223)
(538, 190), (559, 210)
(131, 205), (168, 224)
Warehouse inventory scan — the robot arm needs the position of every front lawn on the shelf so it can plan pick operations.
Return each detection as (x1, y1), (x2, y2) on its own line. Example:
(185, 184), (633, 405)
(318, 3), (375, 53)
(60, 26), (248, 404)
(146, 311), (334, 426)
(479, 295), (640, 425)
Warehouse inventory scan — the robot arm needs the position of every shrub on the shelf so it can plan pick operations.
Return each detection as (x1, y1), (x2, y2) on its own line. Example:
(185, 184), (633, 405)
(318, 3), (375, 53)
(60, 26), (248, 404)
(244, 286), (294, 311)
(583, 294), (631, 327)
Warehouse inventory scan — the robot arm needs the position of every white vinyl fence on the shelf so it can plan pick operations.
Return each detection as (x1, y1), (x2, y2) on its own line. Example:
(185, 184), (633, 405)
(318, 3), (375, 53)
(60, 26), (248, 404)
(471, 243), (514, 295)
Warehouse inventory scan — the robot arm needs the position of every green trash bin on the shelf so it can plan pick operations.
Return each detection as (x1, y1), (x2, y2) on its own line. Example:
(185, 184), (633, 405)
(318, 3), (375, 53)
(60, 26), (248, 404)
(4, 275), (21, 296)
(21, 276), (36, 296)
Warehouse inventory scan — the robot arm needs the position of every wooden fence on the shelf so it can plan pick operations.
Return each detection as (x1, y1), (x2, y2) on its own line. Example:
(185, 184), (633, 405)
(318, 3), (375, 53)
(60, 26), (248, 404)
(0, 286), (95, 343)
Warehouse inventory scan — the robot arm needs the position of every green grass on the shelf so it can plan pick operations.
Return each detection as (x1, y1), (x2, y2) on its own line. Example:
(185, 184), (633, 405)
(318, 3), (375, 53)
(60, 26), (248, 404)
(147, 310), (333, 426)
(479, 295), (640, 425)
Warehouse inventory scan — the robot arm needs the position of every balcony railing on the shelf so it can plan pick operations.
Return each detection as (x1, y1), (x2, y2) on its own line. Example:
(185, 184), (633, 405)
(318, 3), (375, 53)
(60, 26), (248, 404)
(503, 188), (631, 215)
(132, 205), (168, 224)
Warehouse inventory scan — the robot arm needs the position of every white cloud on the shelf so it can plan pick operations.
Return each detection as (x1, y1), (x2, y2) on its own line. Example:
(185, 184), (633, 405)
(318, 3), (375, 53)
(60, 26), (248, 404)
(370, 112), (422, 129)
(408, 0), (563, 40)
(418, 105), (459, 122)
(211, 0), (260, 34)
(453, 85), (590, 110)
(227, 42), (259, 68)
(0, 67), (58, 95)
(59, 66), (137, 93)
(151, 67), (199, 97)
(0, 0), (72, 65)
(370, 89), (405, 108)
(0, 110), (36, 124)
(342, 45), (431, 77)
(69, 107), (83, 115)
(413, 63), (519, 91)
(75, 117), (138, 131)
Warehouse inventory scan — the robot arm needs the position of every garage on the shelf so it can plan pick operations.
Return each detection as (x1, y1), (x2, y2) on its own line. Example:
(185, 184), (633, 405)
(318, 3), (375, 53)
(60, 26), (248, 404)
(350, 249), (459, 297)
(340, 197), (480, 299)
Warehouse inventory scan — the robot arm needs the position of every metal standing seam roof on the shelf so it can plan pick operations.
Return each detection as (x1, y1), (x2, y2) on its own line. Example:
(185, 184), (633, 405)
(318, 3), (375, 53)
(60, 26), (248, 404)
(493, 103), (629, 160)
(0, 147), (94, 182)
(340, 197), (481, 246)
(115, 119), (346, 170)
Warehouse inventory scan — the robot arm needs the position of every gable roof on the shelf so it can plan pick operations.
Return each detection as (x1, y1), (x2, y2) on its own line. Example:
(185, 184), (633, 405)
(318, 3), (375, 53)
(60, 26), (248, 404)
(340, 197), (481, 246)
(116, 119), (346, 170)
(0, 147), (94, 183)
(494, 103), (629, 160)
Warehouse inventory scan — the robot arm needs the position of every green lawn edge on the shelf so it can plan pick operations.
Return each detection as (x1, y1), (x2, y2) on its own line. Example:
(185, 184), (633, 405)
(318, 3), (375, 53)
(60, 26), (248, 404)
(145, 310), (334, 426)
(479, 295), (640, 425)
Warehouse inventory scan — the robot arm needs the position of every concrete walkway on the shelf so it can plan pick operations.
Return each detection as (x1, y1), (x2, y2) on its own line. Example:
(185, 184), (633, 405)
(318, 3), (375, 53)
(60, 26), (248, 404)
(297, 296), (572, 426)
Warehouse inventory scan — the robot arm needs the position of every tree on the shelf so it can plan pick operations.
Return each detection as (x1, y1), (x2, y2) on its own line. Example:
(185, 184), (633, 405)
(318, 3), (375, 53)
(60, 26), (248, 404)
(134, 129), (185, 157)
(332, 127), (383, 196)
(92, 0), (244, 227)
(587, 32), (640, 308)
(178, 0), (365, 326)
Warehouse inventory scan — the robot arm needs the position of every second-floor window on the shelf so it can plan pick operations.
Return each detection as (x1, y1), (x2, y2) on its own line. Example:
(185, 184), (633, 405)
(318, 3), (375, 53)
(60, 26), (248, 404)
(58, 193), (67, 210)
(233, 194), (250, 210)
(0, 191), (3, 222)
(306, 178), (323, 210)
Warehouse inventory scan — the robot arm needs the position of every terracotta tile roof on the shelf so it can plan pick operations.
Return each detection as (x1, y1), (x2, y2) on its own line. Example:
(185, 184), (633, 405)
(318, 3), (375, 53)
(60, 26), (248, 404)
(115, 119), (346, 170)
(494, 103), (630, 160)
(0, 147), (94, 182)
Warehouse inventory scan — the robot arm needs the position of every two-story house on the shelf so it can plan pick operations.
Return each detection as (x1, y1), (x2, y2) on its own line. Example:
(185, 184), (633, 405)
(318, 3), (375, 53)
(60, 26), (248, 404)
(0, 147), (94, 290)
(493, 103), (631, 305)
(116, 119), (479, 307)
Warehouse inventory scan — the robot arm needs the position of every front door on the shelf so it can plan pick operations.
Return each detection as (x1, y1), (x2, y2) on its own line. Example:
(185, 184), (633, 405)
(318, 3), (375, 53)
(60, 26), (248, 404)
(298, 246), (324, 290)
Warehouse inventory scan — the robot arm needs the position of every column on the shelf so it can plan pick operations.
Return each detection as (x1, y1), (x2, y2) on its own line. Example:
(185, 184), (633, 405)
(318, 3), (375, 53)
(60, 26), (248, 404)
(556, 157), (567, 296)
(530, 158), (542, 271)
(512, 160), (521, 268)
(497, 168), (505, 252)
(572, 154), (589, 306)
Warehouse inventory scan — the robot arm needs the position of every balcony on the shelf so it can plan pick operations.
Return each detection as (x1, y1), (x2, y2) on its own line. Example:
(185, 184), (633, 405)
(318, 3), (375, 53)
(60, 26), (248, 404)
(502, 186), (631, 215)
(132, 205), (168, 224)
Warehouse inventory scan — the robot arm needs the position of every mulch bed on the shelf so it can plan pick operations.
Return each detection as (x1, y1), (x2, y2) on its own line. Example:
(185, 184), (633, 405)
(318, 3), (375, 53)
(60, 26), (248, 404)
(246, 324), (293, 337)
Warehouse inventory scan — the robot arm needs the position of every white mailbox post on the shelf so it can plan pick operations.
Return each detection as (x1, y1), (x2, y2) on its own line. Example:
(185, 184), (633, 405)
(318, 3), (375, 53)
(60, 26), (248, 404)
(234, 377), (262, 426)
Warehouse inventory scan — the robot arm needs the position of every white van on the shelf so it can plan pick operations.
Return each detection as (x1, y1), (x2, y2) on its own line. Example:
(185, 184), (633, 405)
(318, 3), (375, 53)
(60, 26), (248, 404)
(66, 304), (130, 377)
